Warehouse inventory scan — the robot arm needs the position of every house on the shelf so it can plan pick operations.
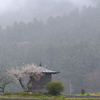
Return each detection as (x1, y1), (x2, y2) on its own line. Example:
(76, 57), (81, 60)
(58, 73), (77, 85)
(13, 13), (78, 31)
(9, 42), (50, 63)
(30, 63), (60, 92)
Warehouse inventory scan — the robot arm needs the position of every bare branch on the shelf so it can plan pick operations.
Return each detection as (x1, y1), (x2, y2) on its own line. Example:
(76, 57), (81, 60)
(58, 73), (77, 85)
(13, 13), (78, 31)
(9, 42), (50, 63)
(0, 71), (12, 92)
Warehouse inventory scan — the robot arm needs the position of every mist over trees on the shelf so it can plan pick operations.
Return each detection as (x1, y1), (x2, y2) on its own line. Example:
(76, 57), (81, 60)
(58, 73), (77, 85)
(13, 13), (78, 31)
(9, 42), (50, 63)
(0, 0), (99, 26)
(0, 4), (100, 93)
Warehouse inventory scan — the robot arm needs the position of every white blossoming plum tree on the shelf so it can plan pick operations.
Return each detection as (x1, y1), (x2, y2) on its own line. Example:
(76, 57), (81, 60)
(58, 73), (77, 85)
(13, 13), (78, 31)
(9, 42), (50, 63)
(7, 63), (43, 91)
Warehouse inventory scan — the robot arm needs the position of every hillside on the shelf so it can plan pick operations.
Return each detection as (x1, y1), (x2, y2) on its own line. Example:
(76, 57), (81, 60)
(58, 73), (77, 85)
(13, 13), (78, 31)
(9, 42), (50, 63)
(1, 5), (100, 93)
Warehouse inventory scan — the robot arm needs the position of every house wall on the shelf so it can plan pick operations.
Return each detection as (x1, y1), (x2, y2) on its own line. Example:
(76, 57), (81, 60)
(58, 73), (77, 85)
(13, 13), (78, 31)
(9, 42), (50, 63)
(32, 73), (52, 92)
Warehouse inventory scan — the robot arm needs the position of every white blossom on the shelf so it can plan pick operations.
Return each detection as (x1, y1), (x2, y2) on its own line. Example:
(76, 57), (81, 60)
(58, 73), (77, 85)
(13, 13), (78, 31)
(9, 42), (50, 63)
(7, 63), (43, 81)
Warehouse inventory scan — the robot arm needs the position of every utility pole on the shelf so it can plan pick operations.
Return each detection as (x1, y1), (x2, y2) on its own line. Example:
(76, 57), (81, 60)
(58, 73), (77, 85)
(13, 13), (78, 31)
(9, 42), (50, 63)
(69, 81), (72, 94)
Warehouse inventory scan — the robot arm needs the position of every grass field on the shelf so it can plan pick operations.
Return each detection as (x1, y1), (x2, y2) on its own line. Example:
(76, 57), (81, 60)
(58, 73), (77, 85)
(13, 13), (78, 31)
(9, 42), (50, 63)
(0, 92), (100, 99)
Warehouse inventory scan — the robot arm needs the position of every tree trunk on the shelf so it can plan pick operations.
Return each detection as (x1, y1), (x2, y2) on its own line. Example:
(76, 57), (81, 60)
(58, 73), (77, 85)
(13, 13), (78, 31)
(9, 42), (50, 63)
(0, 87), (3, 92)
(27, 78), (32, 91)
(2, 86), (5, 93)
(18, 78), (28, 91)
(0, 86), (4, 93)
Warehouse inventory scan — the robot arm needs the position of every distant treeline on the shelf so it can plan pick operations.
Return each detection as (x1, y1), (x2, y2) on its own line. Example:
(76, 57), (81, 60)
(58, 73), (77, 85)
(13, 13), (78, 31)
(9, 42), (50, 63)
(1, 5), (100, 93)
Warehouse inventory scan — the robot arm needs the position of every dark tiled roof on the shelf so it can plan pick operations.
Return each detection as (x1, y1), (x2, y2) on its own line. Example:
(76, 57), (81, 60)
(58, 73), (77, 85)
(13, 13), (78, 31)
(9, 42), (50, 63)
(41, 67), (60, 74)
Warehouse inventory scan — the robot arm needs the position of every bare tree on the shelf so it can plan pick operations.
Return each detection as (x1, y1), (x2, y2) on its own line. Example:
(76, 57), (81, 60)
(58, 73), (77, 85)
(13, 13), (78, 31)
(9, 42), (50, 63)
(0, 71), (12, 93)
(85, 68), (100, 93)
(7, 63), (43, 91)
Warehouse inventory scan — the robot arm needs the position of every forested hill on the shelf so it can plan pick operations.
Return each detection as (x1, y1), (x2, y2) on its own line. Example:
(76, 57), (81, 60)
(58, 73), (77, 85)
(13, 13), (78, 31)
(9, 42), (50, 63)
(1, 5), (100, 93)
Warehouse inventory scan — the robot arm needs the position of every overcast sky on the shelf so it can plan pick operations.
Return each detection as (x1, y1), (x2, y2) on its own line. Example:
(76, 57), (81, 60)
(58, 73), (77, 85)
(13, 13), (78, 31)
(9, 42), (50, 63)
(0, 0), (99, 26)
(0, 0), (98, 14)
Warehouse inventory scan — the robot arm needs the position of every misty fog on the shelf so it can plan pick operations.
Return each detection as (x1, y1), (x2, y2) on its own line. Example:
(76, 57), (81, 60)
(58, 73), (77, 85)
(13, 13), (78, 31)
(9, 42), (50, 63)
(0, 0), (99, 26)
(1, 0), (100, 94)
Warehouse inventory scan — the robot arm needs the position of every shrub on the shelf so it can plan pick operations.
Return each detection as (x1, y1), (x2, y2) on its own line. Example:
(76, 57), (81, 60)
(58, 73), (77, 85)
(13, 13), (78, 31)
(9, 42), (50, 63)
(46, 81), (64, 95)
(85, 93), (90, 96)
(81, 88), (85, 94)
